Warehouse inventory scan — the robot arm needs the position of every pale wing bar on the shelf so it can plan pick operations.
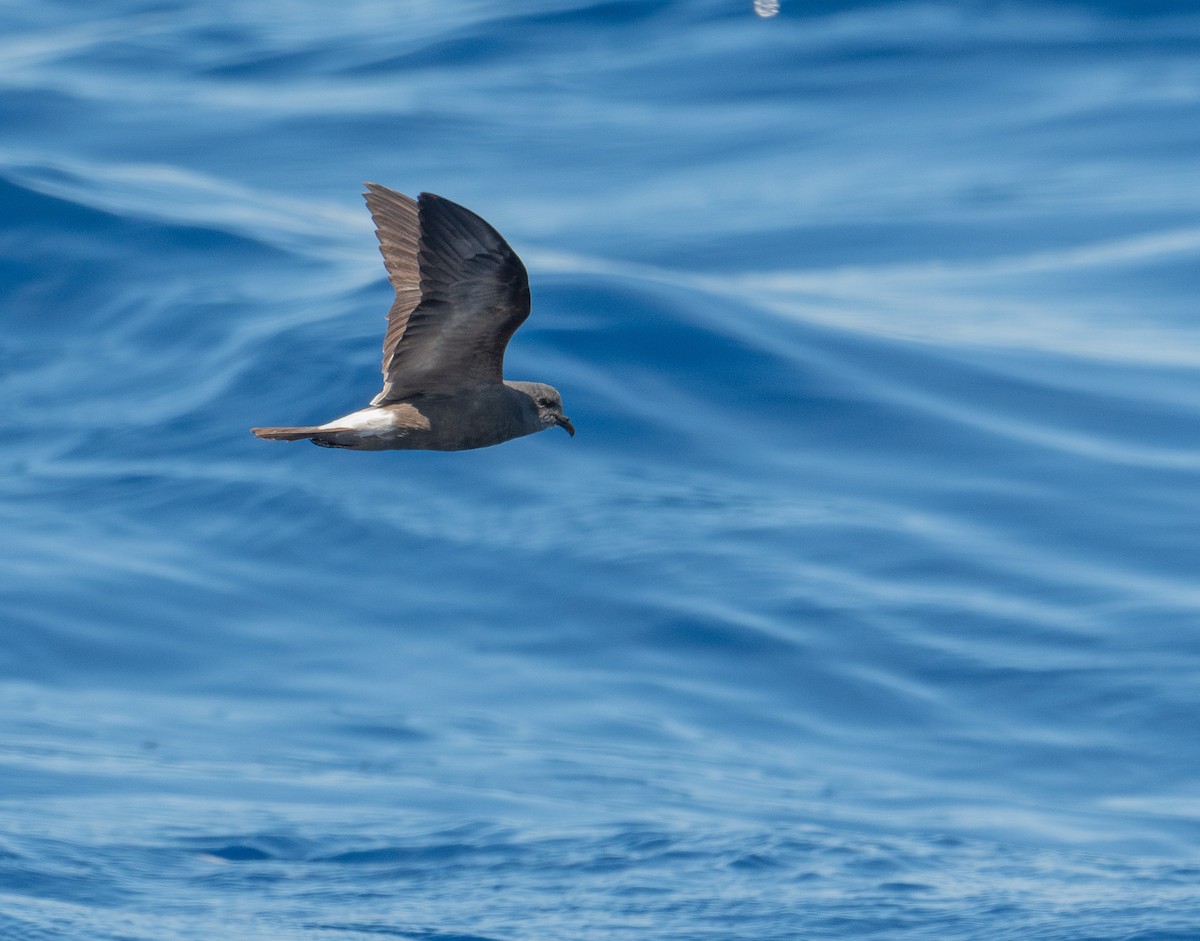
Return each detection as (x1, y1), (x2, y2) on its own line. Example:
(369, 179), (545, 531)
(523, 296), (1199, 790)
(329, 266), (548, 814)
(363, 184), (422, 403)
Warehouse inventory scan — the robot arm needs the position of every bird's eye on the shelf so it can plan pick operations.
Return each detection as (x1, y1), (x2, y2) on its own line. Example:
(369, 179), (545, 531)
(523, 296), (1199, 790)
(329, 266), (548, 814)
(538, 398), (551, 408)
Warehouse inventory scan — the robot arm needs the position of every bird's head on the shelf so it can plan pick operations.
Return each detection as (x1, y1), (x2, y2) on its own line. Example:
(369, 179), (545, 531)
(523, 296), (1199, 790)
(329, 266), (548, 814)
(512, 381), (574, 437)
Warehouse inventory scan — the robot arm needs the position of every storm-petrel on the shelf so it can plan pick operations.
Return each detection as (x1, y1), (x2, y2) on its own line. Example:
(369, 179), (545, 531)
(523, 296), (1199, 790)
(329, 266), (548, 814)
(251, 184), (573, 450)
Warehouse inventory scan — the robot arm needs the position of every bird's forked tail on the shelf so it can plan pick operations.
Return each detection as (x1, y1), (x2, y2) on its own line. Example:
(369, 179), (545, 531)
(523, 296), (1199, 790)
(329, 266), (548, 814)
(250, 426), (324, 441)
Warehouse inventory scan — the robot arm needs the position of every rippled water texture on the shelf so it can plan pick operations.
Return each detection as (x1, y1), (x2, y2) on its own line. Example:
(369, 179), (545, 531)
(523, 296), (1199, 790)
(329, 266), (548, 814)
(2, 2), (1200, 938)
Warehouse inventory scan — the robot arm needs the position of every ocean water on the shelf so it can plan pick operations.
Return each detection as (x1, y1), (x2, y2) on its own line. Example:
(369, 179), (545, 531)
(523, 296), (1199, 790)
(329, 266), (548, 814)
(2, 1), (1200, 937)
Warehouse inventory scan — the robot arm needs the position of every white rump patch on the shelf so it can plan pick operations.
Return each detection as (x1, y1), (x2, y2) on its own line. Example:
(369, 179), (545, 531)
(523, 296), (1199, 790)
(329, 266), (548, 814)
(320, 408), (397, 434)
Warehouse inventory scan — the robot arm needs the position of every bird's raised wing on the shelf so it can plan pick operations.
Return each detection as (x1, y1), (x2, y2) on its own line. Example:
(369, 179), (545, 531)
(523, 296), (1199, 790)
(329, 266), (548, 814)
(363, 184), (531, 404)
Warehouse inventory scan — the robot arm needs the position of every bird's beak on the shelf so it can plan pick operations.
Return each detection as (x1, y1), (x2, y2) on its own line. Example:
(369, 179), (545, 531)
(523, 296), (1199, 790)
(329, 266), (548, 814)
(556, 415), (576, 437)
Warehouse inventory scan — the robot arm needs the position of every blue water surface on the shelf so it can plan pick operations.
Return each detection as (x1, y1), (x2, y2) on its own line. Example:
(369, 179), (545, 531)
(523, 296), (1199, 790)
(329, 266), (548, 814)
(3, 1), (1200, 938)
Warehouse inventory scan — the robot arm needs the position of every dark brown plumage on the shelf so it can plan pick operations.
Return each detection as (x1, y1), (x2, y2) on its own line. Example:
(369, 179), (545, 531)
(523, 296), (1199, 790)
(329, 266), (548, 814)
(251, 184), (573, 451)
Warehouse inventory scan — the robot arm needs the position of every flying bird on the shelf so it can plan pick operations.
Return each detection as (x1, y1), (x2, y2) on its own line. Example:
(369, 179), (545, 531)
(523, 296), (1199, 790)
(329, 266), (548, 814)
(251, 184), (573, 451)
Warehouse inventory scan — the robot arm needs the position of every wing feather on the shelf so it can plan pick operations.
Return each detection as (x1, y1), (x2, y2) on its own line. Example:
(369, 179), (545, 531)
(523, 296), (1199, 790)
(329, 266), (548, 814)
(362, 184), (531, 403)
